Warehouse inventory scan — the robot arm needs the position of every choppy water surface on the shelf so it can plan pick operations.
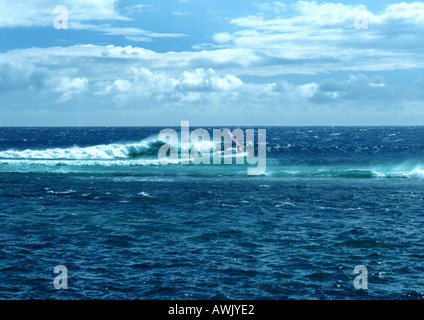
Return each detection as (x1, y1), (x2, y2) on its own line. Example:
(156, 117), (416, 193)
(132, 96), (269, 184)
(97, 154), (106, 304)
(0, 126), (423, 299)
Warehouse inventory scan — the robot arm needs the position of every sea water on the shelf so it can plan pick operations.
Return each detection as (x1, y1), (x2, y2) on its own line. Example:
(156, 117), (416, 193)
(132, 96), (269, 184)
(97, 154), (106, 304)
(0, 126), (423, 299)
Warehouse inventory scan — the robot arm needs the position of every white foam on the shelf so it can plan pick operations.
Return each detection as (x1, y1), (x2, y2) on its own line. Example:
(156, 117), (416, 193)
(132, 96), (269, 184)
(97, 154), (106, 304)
(0, 158), (163, 167)
(373, 165), (424, 178)
(0, 139), (155, 160)
(405, 166), (424, 178)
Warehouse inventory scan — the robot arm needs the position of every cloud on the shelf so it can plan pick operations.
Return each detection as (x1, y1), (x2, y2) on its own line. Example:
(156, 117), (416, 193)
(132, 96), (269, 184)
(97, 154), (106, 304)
(0, 0), (184, 42)
(3, 2), (424, 77)
(0, 57), (90, 104)
(55, 77), (89, 103)
(212, 32), (234, 44)
(70, 22), (186, 42)
(0, 0), (126, 28)
(305, 73), (424, 113)
(177, 68), (243, 92)
(207, 1), (424, 74)
(378, 2), (424, 22)
(94, 67), (246, 108)
(0, 60), (51, 92)
(257, 2), (287, 16)
(1, 1), (424, 125)
(1, 42), (423, 113)
(123, 4), (158, 15)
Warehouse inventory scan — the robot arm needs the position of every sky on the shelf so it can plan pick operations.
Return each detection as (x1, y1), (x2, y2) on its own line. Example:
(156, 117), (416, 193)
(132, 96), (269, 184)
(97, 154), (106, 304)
(0, 0), (424, 126)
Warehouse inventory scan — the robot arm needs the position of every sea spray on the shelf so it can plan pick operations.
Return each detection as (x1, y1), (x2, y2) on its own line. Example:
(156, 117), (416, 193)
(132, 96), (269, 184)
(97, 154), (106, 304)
(158, 121), (267, 175)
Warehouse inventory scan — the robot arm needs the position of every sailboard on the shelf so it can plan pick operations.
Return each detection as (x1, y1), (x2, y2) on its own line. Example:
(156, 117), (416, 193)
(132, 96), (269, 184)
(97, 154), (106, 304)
(227, 130), (244, 151)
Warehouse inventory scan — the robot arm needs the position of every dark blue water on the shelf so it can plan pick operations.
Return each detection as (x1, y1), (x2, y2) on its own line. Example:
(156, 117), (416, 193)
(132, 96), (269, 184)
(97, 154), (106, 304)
(0, 126), (424, 299)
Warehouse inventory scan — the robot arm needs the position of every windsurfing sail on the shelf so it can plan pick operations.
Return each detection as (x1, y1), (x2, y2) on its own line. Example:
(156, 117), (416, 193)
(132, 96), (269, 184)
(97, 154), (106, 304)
(227, 130), (244, 151)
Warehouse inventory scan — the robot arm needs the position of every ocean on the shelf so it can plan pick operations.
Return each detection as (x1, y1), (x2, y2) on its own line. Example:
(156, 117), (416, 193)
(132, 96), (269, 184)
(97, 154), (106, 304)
(0, 126), (423, 300)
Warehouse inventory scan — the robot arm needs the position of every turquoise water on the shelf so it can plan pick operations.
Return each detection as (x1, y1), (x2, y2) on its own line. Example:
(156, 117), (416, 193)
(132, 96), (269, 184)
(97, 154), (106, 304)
(0, 126), (423, 299)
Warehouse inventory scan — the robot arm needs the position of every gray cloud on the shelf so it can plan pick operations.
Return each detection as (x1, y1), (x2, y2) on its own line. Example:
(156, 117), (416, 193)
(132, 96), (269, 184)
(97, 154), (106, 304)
(0, 60), (51, 93)
(308, 74), (420, 108)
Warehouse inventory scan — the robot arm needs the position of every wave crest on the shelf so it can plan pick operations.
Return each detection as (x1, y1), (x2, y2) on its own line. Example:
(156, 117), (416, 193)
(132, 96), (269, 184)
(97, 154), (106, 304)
(0, 138), (163, 160)
(268, 165), (424, 179)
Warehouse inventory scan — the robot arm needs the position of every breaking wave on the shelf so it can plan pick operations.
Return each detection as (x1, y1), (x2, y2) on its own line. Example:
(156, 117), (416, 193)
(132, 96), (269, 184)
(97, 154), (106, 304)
(0, 137), (164, 160)
(268, 165), (424, 179)
(0, 136), (422, 179)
